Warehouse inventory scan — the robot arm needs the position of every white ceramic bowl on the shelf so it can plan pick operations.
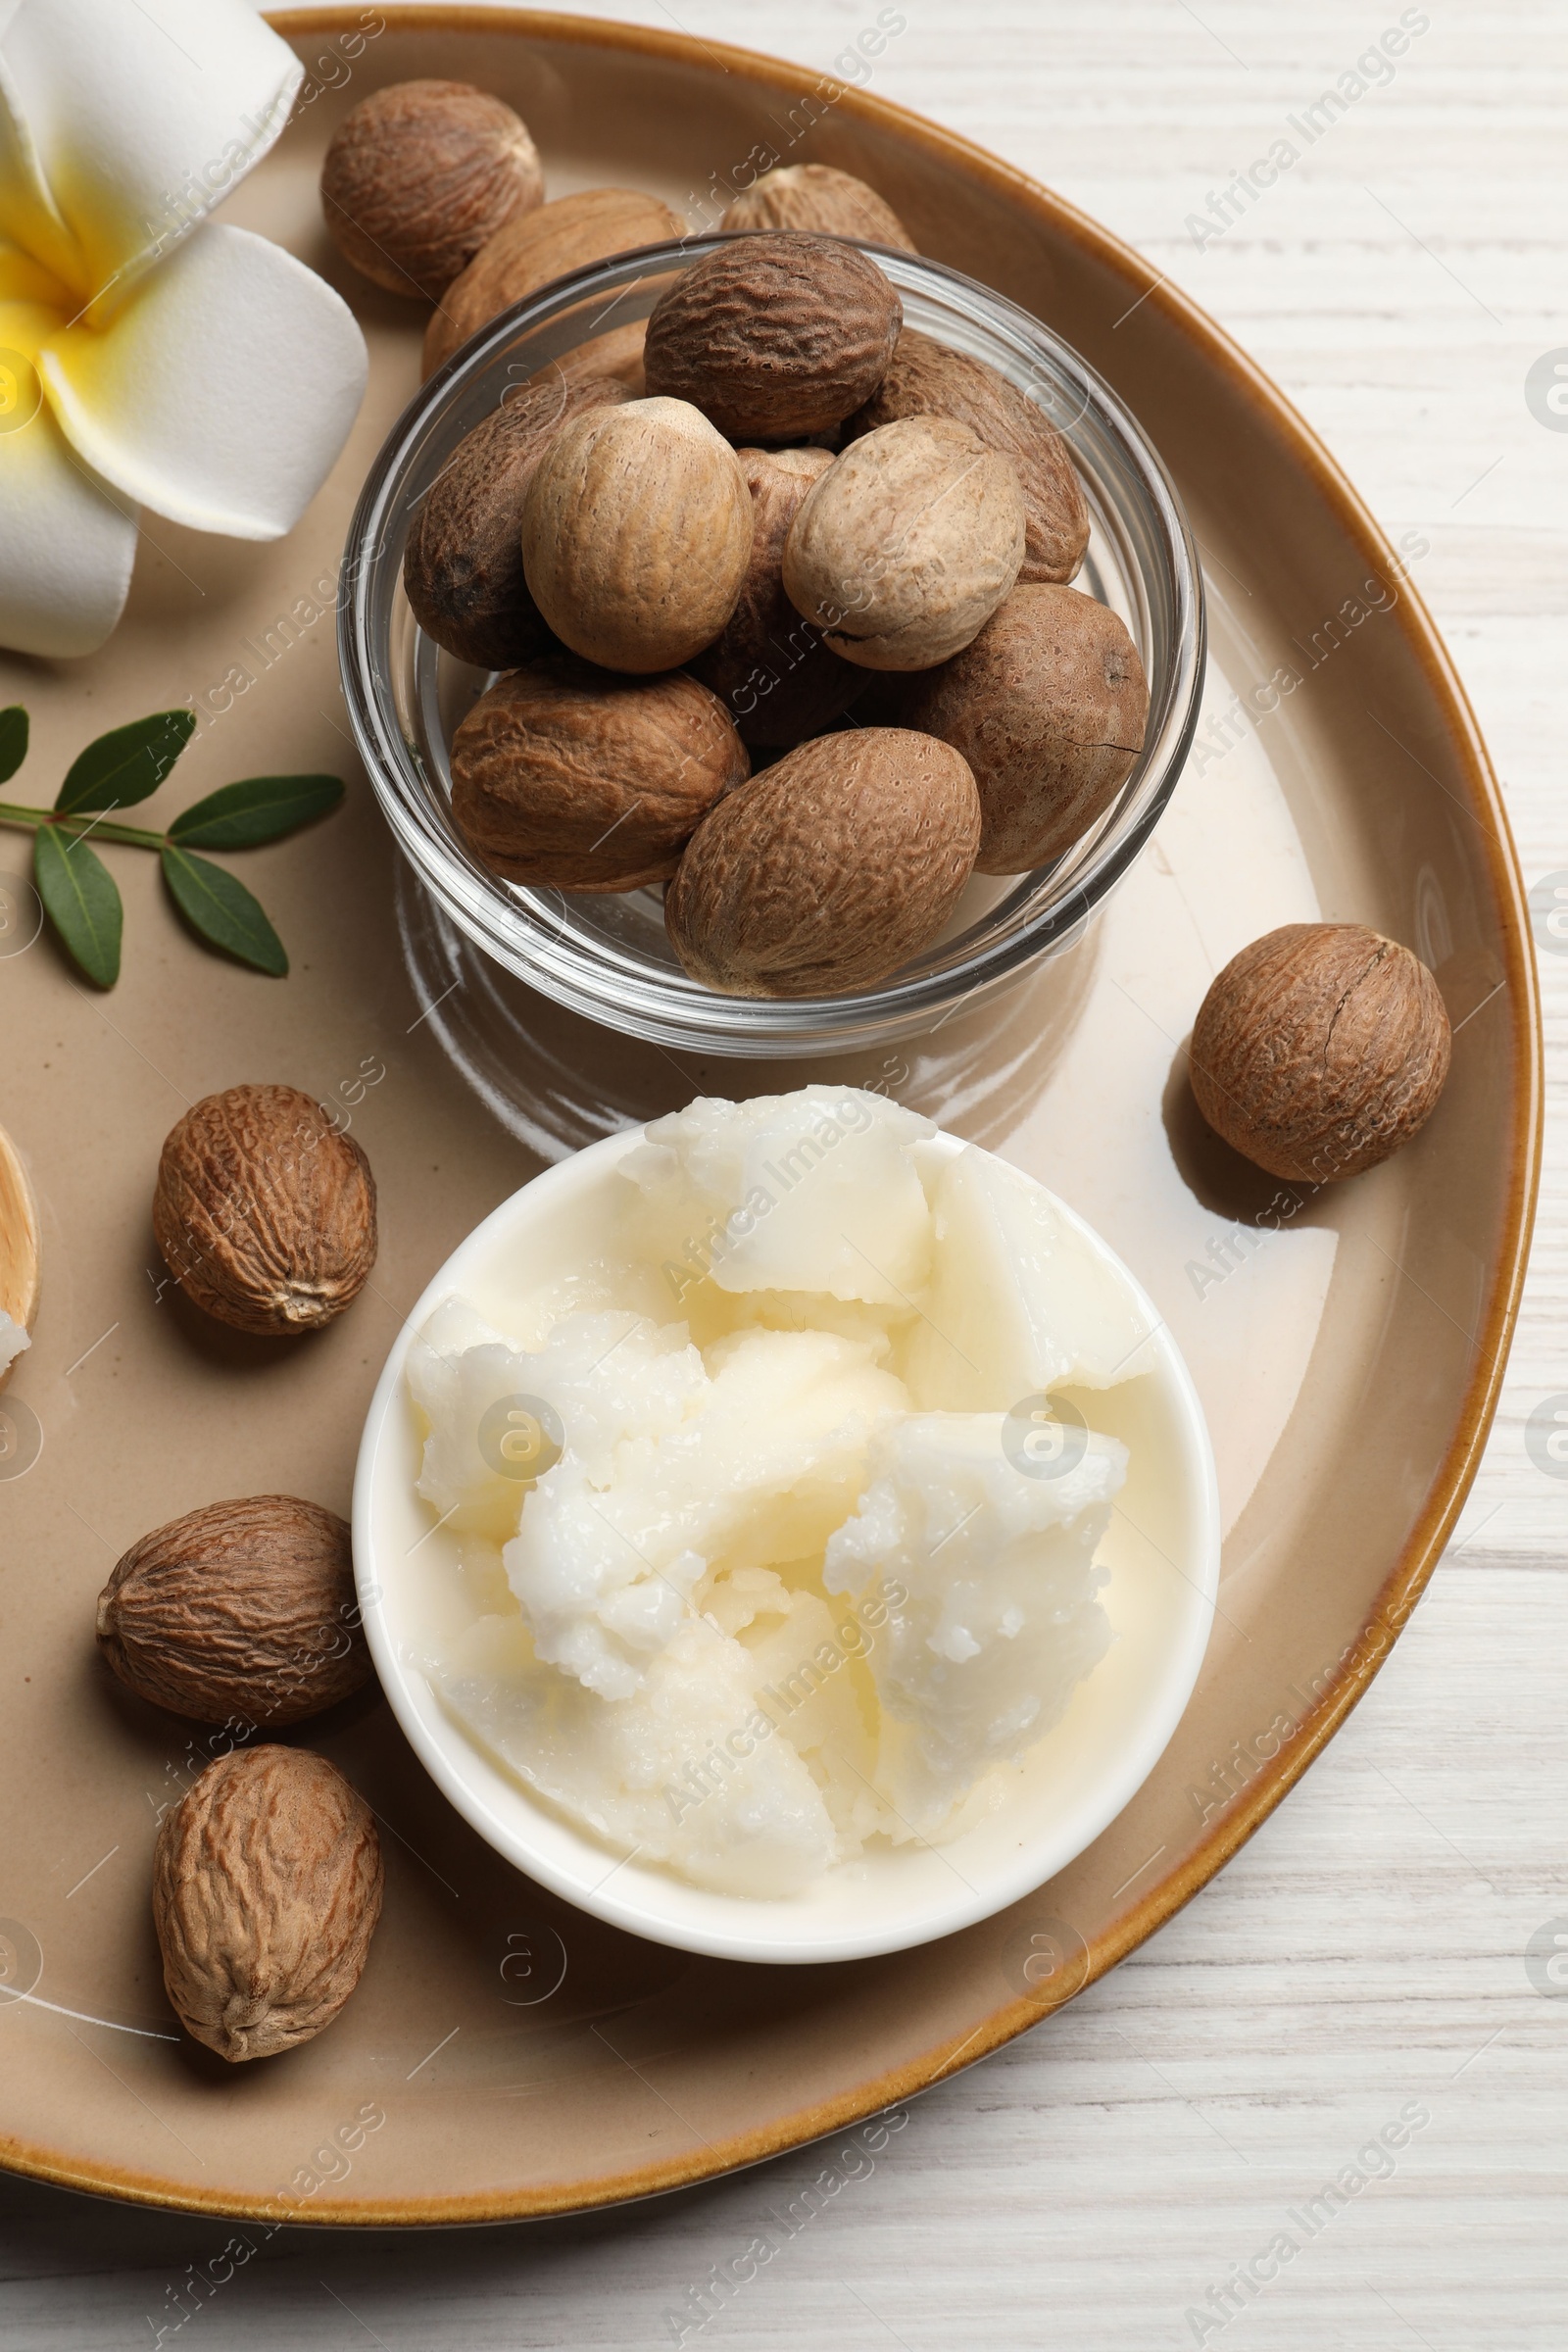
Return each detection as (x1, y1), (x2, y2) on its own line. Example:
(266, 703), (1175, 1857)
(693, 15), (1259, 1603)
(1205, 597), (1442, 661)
(353, 1125), (1220, 1964)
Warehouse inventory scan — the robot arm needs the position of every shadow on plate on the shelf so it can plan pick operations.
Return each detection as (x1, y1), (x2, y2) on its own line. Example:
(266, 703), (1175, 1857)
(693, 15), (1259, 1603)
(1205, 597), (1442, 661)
(1161, 1037), (1342, 1228)
(395, 864), (1105, 1156)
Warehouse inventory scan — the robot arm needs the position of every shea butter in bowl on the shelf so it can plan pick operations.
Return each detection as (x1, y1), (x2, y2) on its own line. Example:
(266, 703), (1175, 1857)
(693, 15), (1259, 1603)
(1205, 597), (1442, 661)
(354, 1091), (1219, 1963)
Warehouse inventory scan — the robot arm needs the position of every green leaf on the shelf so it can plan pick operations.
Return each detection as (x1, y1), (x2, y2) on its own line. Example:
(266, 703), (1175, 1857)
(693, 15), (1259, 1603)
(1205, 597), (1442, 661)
(57, 708), (195, 814)
(169, 773), (344, 851)
(161, 844), (287, 975)
(0, 707), (27, 784)
(34, 824), (122, 987)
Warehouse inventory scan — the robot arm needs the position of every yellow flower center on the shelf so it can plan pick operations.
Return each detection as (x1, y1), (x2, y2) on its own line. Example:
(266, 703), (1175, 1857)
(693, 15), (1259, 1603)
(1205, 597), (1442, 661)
(0, 315), (55, 442)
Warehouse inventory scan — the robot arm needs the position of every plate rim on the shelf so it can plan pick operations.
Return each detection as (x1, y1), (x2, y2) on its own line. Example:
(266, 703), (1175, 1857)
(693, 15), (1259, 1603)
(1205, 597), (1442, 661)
(0, 0), (1541, 2226)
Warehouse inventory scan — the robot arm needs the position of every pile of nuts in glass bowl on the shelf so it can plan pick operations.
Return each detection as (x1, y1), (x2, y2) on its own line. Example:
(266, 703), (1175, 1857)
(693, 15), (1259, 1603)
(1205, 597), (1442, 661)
(320, 84), (1152, 1001)
(411, 228), (1148, 1000)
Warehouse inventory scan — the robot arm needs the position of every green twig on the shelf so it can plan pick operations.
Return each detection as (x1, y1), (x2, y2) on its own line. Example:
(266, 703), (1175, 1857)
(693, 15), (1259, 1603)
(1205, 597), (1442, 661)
(0, 703), (344, 986)
(0, 800), (168, 850)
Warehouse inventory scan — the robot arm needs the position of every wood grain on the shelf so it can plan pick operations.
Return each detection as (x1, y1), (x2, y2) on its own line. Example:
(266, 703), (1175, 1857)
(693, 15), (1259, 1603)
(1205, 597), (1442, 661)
(2, 2), (1561, 2345)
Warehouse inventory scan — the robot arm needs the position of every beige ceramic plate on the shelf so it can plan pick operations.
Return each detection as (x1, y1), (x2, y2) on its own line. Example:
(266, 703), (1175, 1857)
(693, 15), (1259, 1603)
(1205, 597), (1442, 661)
(0, 8), (1538, 2223)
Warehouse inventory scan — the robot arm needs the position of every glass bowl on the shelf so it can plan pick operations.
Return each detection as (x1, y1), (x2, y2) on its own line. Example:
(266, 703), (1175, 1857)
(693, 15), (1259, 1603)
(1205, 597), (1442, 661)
(339, 237), (1205, 1058)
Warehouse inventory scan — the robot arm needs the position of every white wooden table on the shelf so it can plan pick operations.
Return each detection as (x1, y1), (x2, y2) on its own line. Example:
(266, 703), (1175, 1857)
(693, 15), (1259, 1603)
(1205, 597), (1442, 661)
(4, 4), (1563, 2344)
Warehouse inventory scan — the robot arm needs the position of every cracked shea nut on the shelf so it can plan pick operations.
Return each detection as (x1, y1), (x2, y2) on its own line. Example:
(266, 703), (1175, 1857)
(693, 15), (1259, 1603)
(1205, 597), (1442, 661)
(845, 326), (1089, 585)
(154, 1745), (383, 2063)
(783, 415), (1026, 670)
(424, 186), (687, 375)
(521, 397), (754, 672)
(643, 232), (902, 442)
(1190, 923), (1452, 1182)
(886, 584), (1150, 872)
(154, 1084), (377, 1337)
(666, 728), (980, 996)
(97, 1495), (369, 1729)
(688, 446), (863, 746)
(404, 371), (629, 669)
(320, 79), (543, 300)
(719, 163), (916, 251)
(451, 656), (749, 890)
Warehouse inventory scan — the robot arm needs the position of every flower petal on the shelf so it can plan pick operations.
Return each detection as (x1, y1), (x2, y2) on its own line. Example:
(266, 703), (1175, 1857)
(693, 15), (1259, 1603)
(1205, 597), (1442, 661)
(0, 234), (72, 307)
(0, 350), (136, 658)
(0, 0), (302, 306)
(0, 46), (83, 290)
(39, 223), (368, 539)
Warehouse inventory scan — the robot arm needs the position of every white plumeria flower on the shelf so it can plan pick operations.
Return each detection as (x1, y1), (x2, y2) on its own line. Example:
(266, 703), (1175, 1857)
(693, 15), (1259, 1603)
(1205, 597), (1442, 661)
(0, 0), (368, 659)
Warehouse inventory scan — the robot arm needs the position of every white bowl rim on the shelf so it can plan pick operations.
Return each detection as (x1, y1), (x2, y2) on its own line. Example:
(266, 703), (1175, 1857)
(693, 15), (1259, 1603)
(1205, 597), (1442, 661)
(352, 1121), (1221, 1964)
